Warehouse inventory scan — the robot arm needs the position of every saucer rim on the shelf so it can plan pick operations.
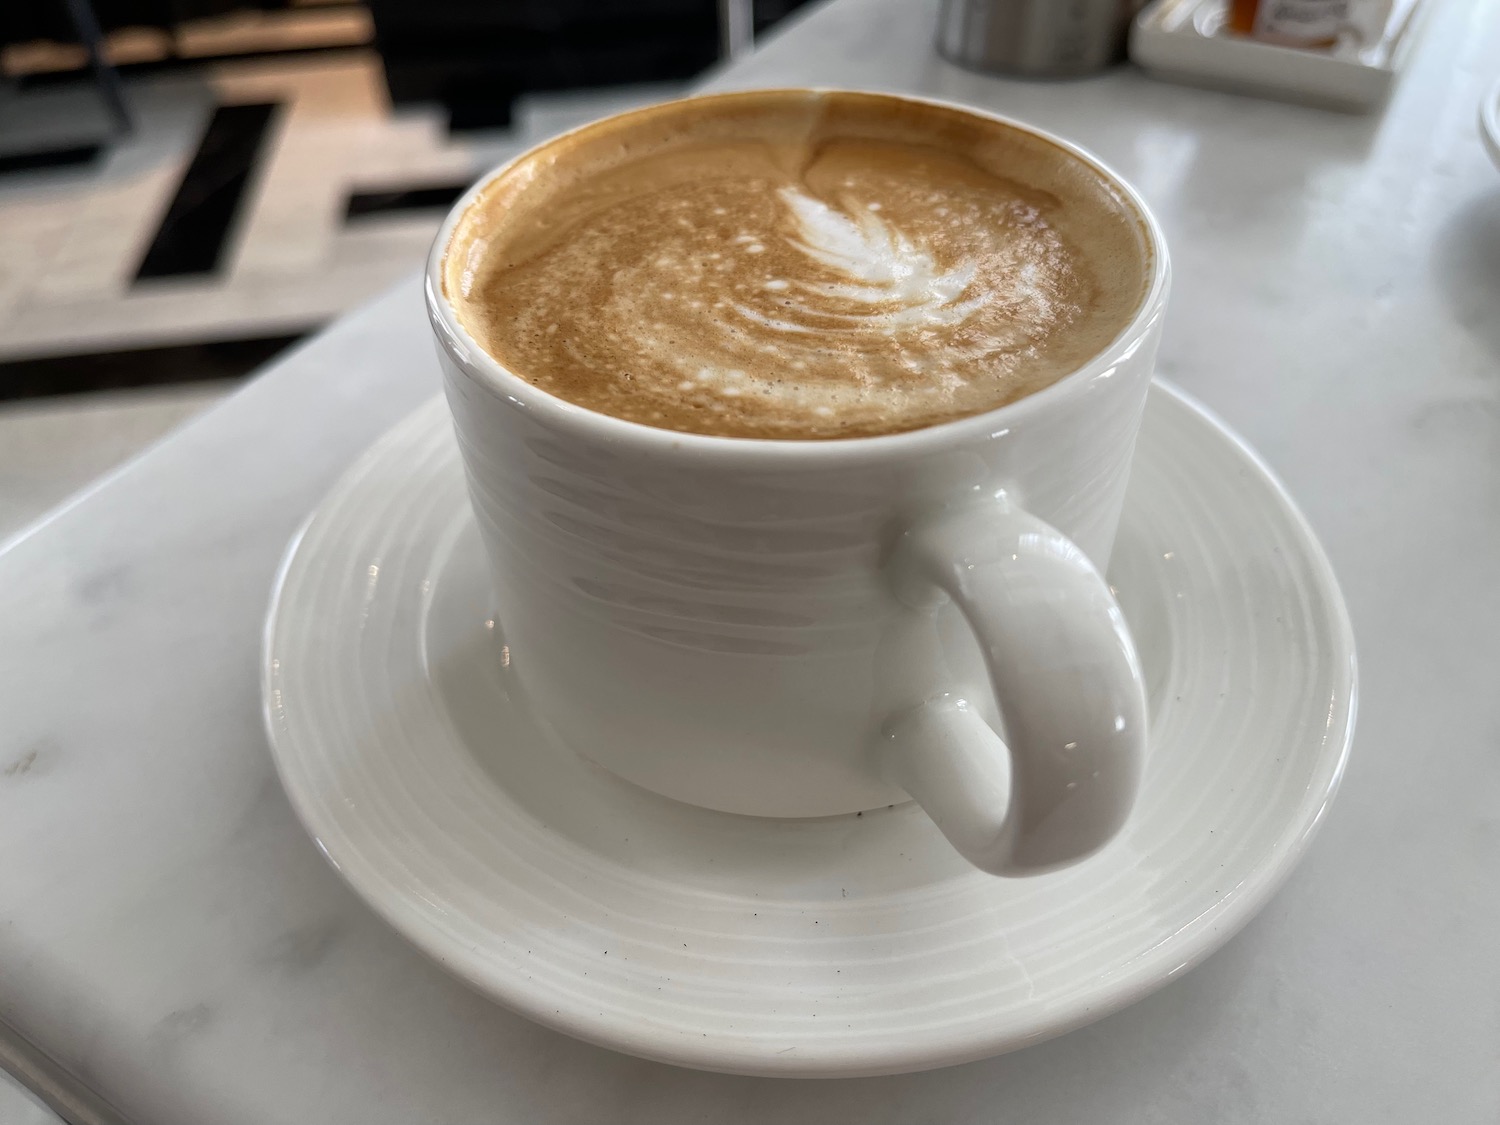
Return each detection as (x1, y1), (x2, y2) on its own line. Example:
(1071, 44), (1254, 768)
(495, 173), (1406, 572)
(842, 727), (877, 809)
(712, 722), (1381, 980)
(261, 379), (1357, 1077)
(1480, 75), (1500, 172)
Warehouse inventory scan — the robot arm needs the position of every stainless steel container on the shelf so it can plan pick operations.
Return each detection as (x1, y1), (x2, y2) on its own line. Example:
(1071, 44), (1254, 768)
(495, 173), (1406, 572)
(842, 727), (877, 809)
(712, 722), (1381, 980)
(936, 0), (1143, 78)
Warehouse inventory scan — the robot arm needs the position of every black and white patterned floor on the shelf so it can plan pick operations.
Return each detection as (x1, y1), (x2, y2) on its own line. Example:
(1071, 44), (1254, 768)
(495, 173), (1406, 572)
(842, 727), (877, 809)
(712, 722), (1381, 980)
(0, 49), (680, 385)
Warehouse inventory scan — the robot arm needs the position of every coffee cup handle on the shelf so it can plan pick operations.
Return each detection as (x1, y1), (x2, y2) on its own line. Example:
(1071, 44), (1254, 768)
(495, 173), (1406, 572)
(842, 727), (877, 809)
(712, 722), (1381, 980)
(875, 493), (1147, 876)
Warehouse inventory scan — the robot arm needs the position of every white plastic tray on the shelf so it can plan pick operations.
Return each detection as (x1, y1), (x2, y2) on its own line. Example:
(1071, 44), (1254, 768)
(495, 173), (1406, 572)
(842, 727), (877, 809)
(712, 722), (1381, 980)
(1130, 0), (1428, 112)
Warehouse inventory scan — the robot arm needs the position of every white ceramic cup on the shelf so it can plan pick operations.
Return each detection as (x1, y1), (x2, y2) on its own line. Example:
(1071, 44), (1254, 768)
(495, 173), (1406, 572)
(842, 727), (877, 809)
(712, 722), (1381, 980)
(426, 90), (1169, 876)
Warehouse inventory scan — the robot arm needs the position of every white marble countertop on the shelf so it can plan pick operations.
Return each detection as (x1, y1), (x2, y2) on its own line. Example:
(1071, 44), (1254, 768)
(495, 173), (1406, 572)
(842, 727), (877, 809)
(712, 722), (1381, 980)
(3, 0), (1499, 1120)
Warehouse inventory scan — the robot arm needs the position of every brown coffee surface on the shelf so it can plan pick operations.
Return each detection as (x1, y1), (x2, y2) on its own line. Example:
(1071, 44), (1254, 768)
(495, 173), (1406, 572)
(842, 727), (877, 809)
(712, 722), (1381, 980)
(445, 91), (1150, 440)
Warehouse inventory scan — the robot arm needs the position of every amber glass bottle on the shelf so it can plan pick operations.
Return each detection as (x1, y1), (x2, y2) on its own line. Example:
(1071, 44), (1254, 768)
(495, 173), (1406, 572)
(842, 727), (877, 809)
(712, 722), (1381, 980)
(1227, 0), (1349, 48)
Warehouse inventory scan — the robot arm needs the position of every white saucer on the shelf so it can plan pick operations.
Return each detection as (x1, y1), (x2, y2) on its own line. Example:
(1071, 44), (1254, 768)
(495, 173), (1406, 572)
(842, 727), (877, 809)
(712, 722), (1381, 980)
(1481, 76), (1500, 172)
(263, 382), (1355, 1078)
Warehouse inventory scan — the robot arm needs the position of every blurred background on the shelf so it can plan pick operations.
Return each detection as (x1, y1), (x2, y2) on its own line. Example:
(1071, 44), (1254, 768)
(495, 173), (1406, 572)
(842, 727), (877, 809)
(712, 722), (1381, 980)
(0, 0), (810, 540)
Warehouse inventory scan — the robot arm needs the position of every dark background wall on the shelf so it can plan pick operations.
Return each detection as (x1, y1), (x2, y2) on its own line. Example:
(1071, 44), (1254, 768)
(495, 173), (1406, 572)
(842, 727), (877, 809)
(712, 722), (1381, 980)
(3, 1), (814, 129)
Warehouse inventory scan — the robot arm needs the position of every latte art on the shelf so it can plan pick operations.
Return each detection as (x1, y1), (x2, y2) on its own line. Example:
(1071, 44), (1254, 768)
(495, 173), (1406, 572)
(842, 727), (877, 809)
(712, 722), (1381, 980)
(446, 91), (1149, 439)
(724, 182), (1070, 370)
(760, 186), (987, 333)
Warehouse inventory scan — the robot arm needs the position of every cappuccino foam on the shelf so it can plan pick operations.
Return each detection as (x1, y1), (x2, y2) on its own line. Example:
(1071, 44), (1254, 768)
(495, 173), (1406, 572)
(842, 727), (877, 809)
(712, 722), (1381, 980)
(445, 91), (1149, 440)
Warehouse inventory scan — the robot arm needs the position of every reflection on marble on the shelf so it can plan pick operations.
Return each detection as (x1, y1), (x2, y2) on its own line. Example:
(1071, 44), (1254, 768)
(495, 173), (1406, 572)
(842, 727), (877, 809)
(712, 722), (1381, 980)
(0, 1070), (62, 1125)
(1, 0), (1499, 1121)
(0, 382), (231, 543)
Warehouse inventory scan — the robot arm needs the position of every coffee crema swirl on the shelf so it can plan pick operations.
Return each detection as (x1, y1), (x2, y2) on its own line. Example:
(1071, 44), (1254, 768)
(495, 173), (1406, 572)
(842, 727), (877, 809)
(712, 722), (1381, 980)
(445, 91), (1150, 440)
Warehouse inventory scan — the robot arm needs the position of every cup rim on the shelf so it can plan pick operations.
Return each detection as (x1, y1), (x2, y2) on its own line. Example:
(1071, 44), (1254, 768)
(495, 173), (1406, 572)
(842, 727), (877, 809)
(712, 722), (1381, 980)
(425, 87), (1171, 466)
